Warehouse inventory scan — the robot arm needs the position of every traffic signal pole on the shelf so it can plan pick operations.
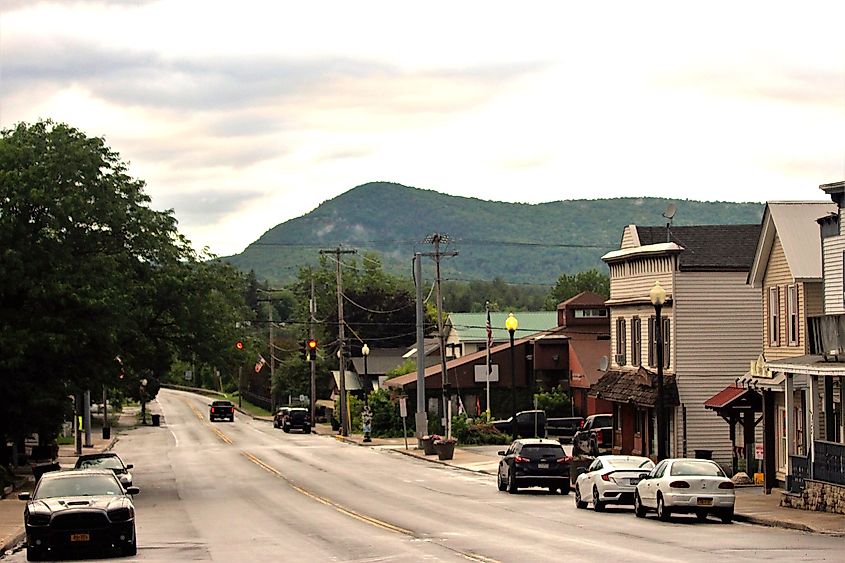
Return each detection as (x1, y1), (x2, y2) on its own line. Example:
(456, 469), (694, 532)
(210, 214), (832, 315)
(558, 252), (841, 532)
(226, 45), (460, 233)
(309, 275), (317, 430)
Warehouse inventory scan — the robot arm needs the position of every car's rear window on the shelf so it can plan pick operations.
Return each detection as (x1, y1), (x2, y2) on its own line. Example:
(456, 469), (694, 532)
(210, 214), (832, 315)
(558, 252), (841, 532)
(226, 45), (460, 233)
(670, 460), (725, 477)
(520, 445), (564, 458)
(35, 475), (124, 499)
(593, 416), (612, 427)
(212, 401), (232, 406)
(78, 457), (123, 470)
(610, 458), (654, 469)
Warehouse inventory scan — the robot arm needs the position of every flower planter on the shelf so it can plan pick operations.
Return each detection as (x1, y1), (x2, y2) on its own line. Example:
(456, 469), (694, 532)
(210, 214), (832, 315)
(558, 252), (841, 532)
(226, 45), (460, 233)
(422, 437), (437, 455)
(435, 441), (456, 460)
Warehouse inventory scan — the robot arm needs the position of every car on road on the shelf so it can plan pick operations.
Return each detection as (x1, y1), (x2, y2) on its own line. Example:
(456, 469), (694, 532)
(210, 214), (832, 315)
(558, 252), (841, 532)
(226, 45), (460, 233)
(496, 438), (572, 495)
(280, 407), (311, 433)
(209, 400), (234, 422)
(634, 458), (735, 523)
(19, 468), (140, 561)
(572, 414), (613, 456)
(273, 406), (290, 429)
(546, 416), (584, 444)
(74, 452), (134, 488)
(574, 455), (654, 511)
(491, 410), (546, 439)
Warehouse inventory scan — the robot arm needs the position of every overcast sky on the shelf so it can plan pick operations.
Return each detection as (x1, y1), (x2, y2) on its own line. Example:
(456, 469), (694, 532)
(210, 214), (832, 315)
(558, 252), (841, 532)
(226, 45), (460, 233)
(2, 1), (844, 256)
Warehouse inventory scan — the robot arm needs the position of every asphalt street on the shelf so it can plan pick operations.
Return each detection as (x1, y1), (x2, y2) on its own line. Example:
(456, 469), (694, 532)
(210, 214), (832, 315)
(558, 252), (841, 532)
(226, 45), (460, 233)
(7, 388), (843, 562)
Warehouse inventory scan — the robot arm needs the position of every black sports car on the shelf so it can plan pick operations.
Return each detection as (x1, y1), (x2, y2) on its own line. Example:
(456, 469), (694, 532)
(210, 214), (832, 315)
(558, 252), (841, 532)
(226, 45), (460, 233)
(19, 468), (140, 561)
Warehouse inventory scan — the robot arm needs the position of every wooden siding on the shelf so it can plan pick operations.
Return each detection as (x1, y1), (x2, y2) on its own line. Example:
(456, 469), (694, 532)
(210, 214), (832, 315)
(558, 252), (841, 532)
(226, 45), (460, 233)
(823, 235), (845, 315)
(804, 282), (824, 317)
(621, 225), (638, 249)
(673, 271), (762, 466)
(608, 261), (674, 302)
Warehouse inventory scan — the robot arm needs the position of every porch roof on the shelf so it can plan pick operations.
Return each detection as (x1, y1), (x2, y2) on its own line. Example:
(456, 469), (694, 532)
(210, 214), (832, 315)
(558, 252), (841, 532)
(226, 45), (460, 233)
(766, 355), (845, 377)
(588, 366), (680, 407)
(704, 385), (761, 411)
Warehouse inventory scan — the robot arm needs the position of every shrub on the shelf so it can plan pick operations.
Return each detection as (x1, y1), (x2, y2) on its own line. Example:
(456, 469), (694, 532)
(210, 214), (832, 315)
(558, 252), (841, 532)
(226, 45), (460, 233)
(452, 413), (511, 445)
(534, 385), (571, 417)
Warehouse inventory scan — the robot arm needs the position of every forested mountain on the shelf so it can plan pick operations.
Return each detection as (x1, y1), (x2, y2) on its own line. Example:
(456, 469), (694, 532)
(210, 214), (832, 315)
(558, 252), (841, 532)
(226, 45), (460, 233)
(223, 182), (764, 286)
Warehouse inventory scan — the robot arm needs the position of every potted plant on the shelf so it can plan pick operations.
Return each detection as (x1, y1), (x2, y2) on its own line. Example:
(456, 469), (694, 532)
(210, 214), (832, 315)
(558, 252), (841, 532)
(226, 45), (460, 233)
(434, 437), (457, 460)
(421, 434), (439, 455)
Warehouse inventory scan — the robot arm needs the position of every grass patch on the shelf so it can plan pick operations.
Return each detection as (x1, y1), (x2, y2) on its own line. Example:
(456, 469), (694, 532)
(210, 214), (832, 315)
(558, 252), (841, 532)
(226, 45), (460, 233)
(56, 435), (74, 445)
(222, 392), (271, 417)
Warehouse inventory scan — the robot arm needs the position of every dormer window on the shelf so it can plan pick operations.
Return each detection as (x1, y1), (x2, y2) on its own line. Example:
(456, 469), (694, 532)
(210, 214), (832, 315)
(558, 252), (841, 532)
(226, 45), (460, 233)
(574, 308), (608, 318)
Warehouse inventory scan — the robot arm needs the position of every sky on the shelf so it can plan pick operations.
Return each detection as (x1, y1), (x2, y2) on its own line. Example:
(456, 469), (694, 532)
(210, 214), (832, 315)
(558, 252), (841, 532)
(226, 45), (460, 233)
(2, 1), (844, 257)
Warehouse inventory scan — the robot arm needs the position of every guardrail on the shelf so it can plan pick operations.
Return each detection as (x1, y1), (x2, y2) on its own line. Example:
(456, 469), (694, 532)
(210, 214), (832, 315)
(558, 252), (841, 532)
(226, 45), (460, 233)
(813, 440), (845, 486)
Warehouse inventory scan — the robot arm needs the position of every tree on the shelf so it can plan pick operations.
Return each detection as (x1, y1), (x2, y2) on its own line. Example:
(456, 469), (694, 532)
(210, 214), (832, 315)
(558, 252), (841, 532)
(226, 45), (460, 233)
(544, 269), (610, 309)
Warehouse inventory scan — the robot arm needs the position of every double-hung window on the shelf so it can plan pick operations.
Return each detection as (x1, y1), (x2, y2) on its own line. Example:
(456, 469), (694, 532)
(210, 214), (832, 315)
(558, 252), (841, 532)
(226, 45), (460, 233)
(648, 316), (671, 369)
(769, 287), (780, 346)
(616, 317), (627, 366)
(631, 317), (641, 366)
(787, 285), (798, 346)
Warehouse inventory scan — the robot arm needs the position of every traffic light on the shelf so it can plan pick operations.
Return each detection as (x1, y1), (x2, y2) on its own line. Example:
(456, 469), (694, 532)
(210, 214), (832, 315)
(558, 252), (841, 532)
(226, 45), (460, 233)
(307, 338), (317, 361)
(235, 340), (244, 350)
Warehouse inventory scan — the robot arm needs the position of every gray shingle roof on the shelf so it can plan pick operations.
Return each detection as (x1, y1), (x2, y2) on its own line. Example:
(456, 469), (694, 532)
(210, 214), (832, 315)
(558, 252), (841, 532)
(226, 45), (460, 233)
(637, 225), (761, 271)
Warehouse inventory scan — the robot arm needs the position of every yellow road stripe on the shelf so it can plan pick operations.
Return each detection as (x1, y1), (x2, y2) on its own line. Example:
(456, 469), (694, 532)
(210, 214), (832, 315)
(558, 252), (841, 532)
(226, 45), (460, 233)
(183, 399), (233, 445)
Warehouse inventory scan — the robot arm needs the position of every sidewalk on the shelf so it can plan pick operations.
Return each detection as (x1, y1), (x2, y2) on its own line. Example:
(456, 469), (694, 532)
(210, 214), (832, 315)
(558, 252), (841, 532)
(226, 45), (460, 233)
(334, 430), (845, 536)
(0, 407), (140, 555)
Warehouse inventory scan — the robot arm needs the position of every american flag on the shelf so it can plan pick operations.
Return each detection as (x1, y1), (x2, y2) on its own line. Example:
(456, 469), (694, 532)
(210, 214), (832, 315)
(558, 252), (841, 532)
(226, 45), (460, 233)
(255, 354), (267, 373)
(485, 308), (493, 350)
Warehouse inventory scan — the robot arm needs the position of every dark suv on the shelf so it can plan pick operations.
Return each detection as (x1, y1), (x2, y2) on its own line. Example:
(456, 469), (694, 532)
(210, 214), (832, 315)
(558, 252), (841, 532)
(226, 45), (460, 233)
(497, 438), (572, 494)
(281, 407), (310, 433)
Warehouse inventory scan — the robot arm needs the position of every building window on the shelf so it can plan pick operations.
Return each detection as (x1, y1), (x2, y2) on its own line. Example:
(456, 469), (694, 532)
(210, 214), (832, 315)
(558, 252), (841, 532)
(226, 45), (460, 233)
(575, 308), (608, 318)
(648, 316), (671, 369)
(787, 285), (798, 346)
(631, 317), (642, 366)
(769, 287), (780, 346)
(616, 317), (627, 366)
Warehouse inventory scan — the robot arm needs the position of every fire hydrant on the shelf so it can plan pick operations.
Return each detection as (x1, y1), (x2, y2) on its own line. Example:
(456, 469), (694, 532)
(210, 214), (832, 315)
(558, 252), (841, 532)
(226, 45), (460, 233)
(362, 406), (372, 443)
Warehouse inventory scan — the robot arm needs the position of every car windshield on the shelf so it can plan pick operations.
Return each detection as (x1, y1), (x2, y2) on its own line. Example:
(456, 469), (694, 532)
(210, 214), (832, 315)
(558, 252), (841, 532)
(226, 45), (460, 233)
(610, 458), (654, 469)
(34, 475), (124, 499)
(670, 460), (726, 477)
(520, 445), (564, 458)
(77, 457), (124, 471)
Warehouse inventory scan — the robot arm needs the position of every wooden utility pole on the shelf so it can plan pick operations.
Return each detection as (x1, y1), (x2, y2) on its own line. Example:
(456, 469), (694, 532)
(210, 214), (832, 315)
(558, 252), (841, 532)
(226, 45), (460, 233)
(320, 247), (356, 436)
(422, 233), (458, 439)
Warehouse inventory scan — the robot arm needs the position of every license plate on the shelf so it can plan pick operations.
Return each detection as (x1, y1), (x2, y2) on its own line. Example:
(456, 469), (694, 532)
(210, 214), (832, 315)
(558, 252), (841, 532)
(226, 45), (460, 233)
(537, 463), (549, 469)
(696, 498), (713, 506)
(70, 533), (90, 542)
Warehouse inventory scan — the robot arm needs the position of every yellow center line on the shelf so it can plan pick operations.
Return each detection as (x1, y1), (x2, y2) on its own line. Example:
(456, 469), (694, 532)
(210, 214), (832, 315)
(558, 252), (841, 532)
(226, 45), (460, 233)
(183, 399), (233, 445)
(240, 452), (498, 563)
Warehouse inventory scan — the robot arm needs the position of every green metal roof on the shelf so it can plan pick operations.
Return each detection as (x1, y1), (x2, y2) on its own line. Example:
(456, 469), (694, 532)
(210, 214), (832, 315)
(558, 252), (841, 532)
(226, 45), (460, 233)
(447, 311), (558, 341)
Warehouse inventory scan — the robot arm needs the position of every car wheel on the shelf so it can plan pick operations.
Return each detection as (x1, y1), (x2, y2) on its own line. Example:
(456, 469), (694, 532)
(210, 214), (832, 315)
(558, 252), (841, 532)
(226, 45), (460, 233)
(719, 507), (734, 524)
(283, 426), (290, 433)
(592, 486), (605, 512)
(507, 471), (518, 494)
(561, 481), (570, 495)
(634, 492), (646, 518)
(589, 440), (598, 456)
(497, 470), (507, 491)
(26, 545), (43, 561)
(575, 486), (588, 509)
(695, 510), (708, 522)
(657, 494), (672, 522)
(273, 421), (279, 428)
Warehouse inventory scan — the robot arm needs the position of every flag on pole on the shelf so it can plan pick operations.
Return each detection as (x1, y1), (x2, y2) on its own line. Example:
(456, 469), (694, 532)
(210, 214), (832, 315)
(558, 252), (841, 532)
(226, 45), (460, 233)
(485, 308), (493, 350)
(458, 395), (466, 415)
(255, 354), (267, 373)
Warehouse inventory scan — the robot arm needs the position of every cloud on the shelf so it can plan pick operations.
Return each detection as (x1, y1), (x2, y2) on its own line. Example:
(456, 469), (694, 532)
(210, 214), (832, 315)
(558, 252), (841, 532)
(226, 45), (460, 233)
(155, 188), (264, 222)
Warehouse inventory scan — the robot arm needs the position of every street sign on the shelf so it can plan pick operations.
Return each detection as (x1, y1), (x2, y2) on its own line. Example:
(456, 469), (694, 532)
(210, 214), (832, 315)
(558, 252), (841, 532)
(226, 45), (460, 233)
(299, 394), (307, 402)
(399, 397), (407, 418)
(755, 444), (764, 460)
(184, 370), (192, 381)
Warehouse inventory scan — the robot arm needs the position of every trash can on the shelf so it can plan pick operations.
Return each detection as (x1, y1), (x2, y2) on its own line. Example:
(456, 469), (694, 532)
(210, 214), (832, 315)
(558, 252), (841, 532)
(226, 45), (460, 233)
(151, 414), (161, 427)
(102, 426), (111, 440)
(694, 449), (712, 460)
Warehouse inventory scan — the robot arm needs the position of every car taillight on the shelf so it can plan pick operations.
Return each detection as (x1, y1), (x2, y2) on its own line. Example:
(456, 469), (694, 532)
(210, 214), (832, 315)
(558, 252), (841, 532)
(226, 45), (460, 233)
(579, 420), (585, 429)
(596, 433), (603, 444)
(718, 482), (735, 489)
(514, 455), (530, 464)
(669, 480), (690, 488)
(556, 456), (572, 464)
(211, 408), (215, 413)
(601, 474), (611, 482)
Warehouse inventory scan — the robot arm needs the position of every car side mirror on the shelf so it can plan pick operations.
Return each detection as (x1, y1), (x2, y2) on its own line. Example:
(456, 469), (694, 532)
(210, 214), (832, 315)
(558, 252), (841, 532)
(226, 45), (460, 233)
(126, 486), (140, 495)
(497, 451), (506, 456)
(576, 467), (587, 476)
(126, 464), (133, 469)
(18, 492), (31, 501)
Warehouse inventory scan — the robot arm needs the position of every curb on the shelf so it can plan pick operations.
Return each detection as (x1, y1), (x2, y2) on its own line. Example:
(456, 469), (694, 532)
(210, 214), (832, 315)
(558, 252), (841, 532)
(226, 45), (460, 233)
(337, 436), (498, 476)
(732, 513), (844, 536)
(1, 529), (25, 555)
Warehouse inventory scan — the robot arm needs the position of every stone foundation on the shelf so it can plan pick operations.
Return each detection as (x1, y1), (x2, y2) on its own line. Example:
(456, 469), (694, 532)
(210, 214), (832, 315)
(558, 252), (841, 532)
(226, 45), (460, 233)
(780, 479), (845, 515)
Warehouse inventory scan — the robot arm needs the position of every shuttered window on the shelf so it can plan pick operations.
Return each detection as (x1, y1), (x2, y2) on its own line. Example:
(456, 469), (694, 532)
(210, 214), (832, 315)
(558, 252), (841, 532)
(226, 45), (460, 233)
(769, 287), (780, 346)
(648, 316), (671, 369)
(616, 317), (627, 366)
(787, 285), (798, 346)
(631, 317), (641, 366)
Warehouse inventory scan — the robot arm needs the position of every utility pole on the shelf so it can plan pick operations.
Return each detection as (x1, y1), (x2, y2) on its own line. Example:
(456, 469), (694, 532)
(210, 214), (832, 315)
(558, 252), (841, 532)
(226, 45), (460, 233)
(321, 247), (356, 436)
(309, 274), (317, 430)
(269, 299), (275, 413)
(83, 389), (92, 447)
(414, 254), (427, 443)
(422, 233), (458, 439)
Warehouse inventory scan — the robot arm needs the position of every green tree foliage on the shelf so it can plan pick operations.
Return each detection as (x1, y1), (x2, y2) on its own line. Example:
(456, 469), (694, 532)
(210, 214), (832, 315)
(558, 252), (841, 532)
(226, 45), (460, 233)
(0, 121), (249, 447)
(534, 386), (572, 417)
(442, 277), (549, 312)
(544, 268), (610, 309)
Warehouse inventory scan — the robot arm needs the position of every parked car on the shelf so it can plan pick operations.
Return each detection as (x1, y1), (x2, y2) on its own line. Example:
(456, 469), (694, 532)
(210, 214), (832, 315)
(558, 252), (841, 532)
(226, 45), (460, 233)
(634, 458), (735, 523)
(209, 400), (234, 422)
(546, 416), (584, 444)
(281, 407), (311, 433)
(74, 452), (134, 488)
(496, 438), (572, 494)
(273, 407), (291, 429)
(492, 410), (546, 438)
(574, 455), (654, 511)
(572, 414), (613, 456)
(19, 469), (140, 560)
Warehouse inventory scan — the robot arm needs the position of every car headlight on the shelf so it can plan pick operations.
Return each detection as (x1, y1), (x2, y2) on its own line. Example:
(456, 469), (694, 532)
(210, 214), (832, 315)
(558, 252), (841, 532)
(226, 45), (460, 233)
(107, 506), (134, 522)
(27, 512), (51, 527)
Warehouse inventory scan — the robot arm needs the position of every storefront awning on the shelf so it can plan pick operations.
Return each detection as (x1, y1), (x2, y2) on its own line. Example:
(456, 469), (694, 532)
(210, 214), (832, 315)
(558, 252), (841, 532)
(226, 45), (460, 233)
(704, 385), (761, 412)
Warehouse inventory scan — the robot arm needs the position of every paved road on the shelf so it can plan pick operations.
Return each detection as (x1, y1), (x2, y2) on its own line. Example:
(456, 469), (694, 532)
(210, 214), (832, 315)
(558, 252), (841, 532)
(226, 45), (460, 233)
(7, 388), (843, 561)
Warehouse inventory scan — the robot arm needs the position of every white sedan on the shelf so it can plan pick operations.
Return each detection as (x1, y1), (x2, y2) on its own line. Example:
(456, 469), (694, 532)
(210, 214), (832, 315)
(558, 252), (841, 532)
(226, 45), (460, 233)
(574, 455), (654, 511)
(634, 458), (735, 523)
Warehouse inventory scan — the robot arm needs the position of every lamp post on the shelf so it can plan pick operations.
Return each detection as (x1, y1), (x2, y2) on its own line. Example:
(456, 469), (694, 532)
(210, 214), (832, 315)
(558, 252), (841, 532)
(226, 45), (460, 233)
(140, 378), (148, 426)
(506, 313), (519, 441)
(362, 343), (371, 442)
(649, 281), (667, 460)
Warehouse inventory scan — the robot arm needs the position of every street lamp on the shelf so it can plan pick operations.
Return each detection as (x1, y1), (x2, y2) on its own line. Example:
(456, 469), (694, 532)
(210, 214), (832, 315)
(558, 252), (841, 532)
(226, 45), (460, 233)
(649, 281), (668, 460)
(506, 313), (519, 441)
(362, 343), (371, 443)
(140, 378), (149, 426)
